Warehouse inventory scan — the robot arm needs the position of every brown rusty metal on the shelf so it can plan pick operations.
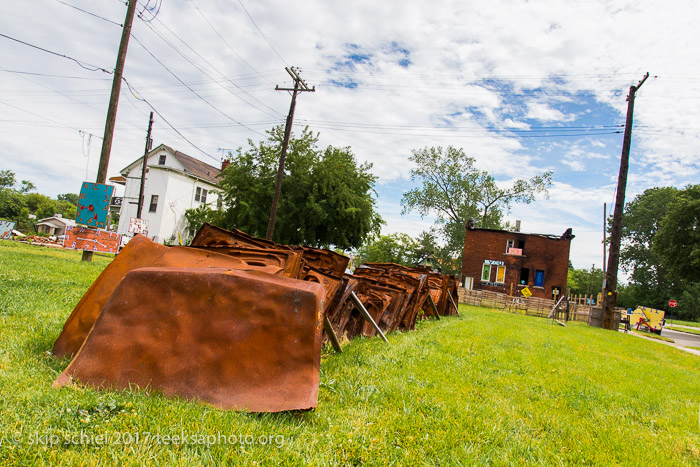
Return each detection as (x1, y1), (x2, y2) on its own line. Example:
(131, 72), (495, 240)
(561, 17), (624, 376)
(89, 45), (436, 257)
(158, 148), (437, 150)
(52, 235), (284, 358)
(191, 223), (285, 250)
(54, 267), (326, 412)
(300, 264), (342, 313)
(295, 246), (349, 278)
(195, 246), (304, 279)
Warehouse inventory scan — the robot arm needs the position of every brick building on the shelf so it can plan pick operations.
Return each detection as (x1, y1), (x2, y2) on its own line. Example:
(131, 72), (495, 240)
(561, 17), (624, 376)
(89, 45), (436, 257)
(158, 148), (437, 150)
(460, 222), (574, 300)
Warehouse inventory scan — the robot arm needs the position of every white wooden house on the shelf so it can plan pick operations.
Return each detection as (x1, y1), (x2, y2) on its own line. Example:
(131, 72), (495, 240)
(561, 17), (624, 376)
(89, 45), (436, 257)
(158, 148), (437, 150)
(115, 144), (223, 244)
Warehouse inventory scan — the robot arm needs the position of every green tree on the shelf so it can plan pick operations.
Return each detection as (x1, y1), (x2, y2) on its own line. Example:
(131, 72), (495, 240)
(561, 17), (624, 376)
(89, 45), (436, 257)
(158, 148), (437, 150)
(0, 170), (16, 189)
(354, 233), (419, 267)
(653, 184), (700, 318)
(567, 265), (604, 296)
(619, 187), (679, 310)
(401, 146), (552, 273)
(57, 193), (79, 205)
(217, 127), (382, 249)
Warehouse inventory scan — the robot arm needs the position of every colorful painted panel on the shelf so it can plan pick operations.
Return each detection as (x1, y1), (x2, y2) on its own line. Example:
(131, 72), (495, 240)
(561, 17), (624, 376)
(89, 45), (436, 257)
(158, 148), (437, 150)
(76, 182), (114, 229)
(0, 220), (16, 239)
(64, 226), (120, 254)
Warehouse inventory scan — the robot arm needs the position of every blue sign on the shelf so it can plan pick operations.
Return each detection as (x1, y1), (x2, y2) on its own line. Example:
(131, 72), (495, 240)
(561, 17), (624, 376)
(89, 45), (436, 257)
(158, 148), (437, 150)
(76, 182), (114, 229)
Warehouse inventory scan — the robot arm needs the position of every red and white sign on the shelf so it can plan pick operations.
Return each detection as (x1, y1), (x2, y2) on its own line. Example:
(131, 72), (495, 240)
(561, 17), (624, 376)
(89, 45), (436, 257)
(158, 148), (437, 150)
(128, 217), (149, 234)
(669, 300), (677, 308)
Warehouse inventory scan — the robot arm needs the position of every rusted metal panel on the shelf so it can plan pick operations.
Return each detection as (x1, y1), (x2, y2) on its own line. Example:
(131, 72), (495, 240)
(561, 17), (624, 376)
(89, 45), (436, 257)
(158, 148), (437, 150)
(54, 267), (326, 412)
(190, 223), (285, 250)
(300, 265), (342, 313)
(52, 235), (283, 358)
(295, 246), (349, 278)
(195, 246), (304, 279)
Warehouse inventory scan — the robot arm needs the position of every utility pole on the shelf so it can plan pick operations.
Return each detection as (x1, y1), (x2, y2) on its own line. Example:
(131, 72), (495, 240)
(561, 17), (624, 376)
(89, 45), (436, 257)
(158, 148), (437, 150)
(603, 203), (607, 278)
(600, 72), (649, 329)
(137, 112), (154, 219)
(83, 0), (137, 262)
(265, 67), (315, 241)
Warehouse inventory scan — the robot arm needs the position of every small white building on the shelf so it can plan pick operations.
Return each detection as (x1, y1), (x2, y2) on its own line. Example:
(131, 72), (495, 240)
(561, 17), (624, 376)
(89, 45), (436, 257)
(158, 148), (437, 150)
(35, 215), (76, 236)
(115, 144), (223, 244)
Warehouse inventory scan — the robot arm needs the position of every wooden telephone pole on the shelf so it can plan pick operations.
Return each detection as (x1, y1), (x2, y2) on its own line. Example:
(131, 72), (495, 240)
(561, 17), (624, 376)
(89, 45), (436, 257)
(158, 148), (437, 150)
(600, 72), (649, 329)
(137, 112), (154, 219)
(265, 67), (315, 241)
(82, 0), (137, 262)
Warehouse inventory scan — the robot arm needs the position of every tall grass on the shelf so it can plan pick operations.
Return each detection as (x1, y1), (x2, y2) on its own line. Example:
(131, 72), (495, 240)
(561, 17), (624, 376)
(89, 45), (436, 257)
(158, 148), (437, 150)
(1, 240), (699, 465)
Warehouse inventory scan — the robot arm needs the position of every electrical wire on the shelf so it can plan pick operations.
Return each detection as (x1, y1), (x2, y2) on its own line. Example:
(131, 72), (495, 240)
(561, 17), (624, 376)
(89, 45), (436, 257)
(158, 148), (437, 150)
(236, 0), (288, 66)
(129, 34), (268, 137)
(143, 18), (283, 118)
(122, 77), (219, 163)
(0, 33), (113, 73)
(53, 0), (123, 26)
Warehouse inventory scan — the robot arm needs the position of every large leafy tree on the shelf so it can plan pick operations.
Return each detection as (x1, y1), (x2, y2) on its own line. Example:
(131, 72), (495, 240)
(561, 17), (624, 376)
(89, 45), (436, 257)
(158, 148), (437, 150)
(400, 146), (552, 270)
(213, 127), (383, 249)
(618, 187), (678, 310)
(618, 185), (699, 319)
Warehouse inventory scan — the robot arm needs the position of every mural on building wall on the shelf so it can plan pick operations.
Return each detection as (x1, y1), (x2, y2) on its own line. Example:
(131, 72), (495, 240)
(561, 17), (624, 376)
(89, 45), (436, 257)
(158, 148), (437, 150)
(76, 182), (114, 229)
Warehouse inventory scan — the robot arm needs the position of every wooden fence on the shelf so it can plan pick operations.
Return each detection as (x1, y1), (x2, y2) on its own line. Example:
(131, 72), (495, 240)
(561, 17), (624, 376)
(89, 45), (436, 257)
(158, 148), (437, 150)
(457, 288), (620, 322)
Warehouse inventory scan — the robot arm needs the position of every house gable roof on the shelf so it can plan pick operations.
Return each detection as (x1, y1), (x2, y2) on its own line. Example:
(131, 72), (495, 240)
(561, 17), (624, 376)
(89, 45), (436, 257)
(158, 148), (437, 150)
(120, 144), (221, 185)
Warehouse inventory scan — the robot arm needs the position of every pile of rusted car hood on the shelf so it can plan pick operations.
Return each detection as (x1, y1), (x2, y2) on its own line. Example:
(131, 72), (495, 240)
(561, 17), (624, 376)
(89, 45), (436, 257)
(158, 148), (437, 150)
(52, 224), (459, 412)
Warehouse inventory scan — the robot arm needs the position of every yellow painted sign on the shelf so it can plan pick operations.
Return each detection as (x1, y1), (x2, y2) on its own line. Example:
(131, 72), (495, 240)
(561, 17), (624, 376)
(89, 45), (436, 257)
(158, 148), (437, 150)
(521, 287), (532, 298)
(629, 306), (665, 334)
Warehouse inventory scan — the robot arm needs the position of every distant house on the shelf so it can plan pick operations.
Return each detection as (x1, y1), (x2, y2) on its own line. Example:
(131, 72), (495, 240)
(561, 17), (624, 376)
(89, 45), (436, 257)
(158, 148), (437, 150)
(35, 215), (76, 236)
(460, 221), (574, 300)
(114, 144), (224, 244)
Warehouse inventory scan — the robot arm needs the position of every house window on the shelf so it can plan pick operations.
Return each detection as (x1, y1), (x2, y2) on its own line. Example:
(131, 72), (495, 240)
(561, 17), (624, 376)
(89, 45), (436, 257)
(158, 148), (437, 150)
(195, 187), (208, 203)
(149, 194), (158, 213)
(517, 239), (526, 250)
(506, 239), (514, 253)
(534, 269), (545, 288)
(520, 268), (530, 285)
(158, 155), (166, 165)
(495, 266), (506, 284)
(481, 264), (491, 282)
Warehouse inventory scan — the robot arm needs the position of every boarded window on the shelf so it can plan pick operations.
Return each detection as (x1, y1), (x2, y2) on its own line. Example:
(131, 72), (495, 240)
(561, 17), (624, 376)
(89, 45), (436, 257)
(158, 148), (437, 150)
(534, 269), (545, 287)
(495, 266), (506, 284)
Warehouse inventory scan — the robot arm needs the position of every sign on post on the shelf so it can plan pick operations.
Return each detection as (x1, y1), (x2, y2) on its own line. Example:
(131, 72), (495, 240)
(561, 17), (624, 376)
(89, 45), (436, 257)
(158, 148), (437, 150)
(521, 287), (532, 298)
(128, 217), (148, 235)
(0, 220), (16, 239)
(64, 226), (120, 254)
(669, 300), (677, 308)
(76, 182), (114, 229)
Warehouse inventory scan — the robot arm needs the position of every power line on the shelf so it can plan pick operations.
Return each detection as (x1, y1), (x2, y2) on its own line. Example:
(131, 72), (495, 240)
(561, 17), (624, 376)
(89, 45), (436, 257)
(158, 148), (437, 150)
(189, 0), (275, 84)
(0, 68), (111, 81)
(53, 0), (123, 26)
(236, 0), (288, 66)
(143, 18), (283, 118)
(129, 34), (268, 136)
(0, 32), (113, 73)
(122, 77), (219, 163)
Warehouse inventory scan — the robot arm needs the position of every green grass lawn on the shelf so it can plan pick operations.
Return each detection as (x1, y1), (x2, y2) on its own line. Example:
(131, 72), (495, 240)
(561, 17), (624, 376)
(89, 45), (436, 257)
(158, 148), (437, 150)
(1, 240), (699, 465)
(666, 319), (700, 328)
(666, 325), (700, 336)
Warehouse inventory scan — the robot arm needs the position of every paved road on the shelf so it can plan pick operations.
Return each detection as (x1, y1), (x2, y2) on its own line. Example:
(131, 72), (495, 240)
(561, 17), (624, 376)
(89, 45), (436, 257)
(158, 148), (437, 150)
(646, 328), (700, 356)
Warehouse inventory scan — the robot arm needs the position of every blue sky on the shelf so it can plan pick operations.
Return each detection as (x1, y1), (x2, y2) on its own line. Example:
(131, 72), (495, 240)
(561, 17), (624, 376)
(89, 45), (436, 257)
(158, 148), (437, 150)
(1, 0), (699, 274)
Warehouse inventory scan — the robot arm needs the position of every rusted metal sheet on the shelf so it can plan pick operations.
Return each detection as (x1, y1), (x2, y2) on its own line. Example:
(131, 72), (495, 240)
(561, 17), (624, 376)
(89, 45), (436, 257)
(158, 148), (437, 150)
(52, 235), (283, 358)
(54, 267), (326, 412)
(300, 265), (342, 313)
(294, 246), (349, 278)
(190, 223), (285, 250)
(196, 246), (304, 279)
